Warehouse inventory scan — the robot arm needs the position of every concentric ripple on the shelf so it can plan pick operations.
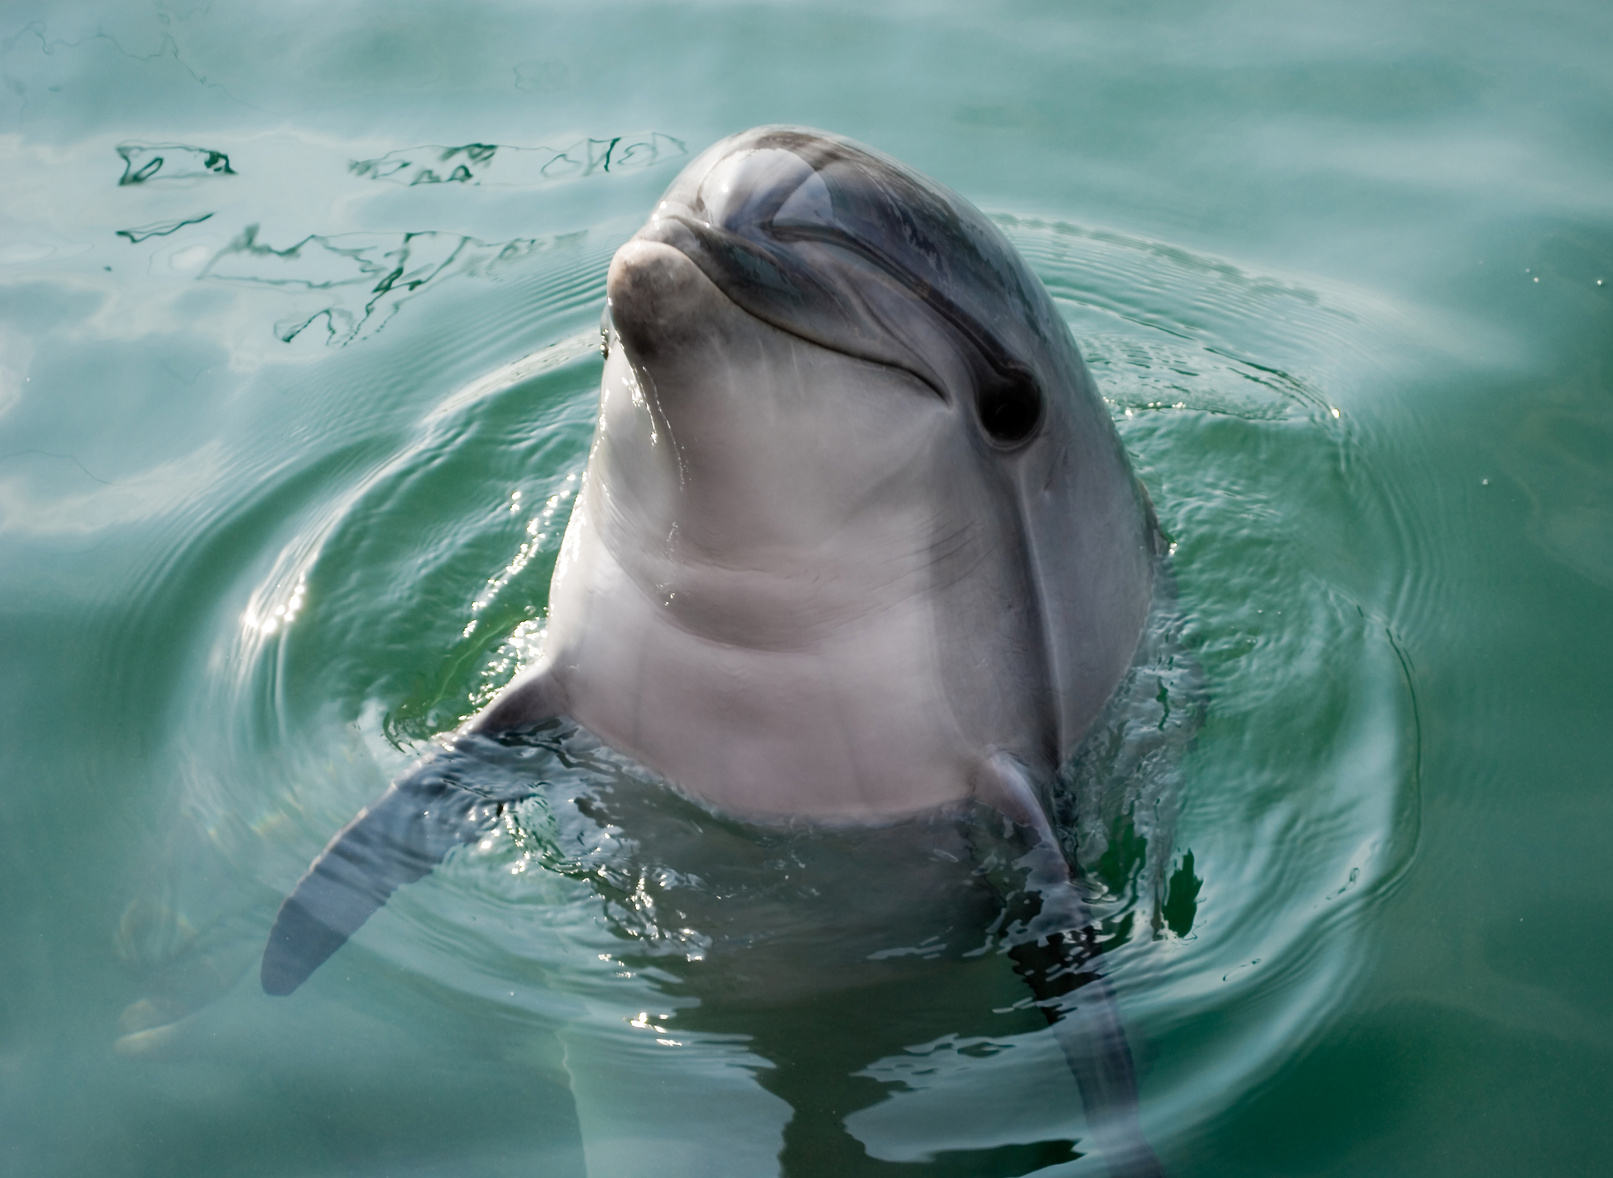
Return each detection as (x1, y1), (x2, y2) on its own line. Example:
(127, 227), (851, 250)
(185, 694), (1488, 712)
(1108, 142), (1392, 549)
(112, 209), (1424, 1169)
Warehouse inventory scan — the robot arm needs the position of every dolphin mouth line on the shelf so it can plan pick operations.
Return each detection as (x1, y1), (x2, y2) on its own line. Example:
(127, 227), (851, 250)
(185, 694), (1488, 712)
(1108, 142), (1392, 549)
(635, 207), (1051, 440)
(629, 216), (956, 406)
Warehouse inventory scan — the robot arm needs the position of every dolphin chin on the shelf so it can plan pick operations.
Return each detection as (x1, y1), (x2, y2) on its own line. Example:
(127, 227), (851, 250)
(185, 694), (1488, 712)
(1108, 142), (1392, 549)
(263, 126), (1166, 1176)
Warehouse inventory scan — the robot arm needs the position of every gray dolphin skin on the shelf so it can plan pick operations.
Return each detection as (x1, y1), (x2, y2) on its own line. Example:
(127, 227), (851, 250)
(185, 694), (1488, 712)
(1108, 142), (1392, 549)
(262, 126), (1165, 1175)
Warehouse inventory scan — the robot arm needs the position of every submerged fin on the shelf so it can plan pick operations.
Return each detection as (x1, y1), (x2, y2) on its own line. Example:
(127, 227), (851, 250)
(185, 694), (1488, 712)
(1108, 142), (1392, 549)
(1010, 930), (1166, 1178)
(978, 754), (1167, 1178)
(261, 739), (531, 996)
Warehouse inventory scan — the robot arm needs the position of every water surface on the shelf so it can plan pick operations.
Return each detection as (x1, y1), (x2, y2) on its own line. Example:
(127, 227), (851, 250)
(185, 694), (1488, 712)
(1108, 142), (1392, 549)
(2, 2), (1610, 1176)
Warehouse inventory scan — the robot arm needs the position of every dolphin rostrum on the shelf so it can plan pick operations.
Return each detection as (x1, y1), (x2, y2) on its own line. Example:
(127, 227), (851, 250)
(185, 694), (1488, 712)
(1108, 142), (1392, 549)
(262, 126), (1165, 1175)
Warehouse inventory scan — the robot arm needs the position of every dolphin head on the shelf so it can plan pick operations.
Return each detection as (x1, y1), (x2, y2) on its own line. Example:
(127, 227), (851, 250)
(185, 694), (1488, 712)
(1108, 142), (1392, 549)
(611, 126), (1076, 453)
(541, 127), (1157, 817)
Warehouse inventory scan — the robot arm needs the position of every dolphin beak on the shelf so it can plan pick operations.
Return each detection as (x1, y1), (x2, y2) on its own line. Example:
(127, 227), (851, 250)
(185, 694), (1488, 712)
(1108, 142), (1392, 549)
(605, 238), (748, 383)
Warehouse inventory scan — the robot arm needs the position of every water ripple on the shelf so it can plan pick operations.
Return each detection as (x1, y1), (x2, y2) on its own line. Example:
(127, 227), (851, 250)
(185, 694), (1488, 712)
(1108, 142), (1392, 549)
(112, 207), (1425, 1167)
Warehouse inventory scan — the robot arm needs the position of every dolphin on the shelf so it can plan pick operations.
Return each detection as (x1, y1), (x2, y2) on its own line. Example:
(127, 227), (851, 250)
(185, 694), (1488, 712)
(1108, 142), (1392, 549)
(262, 126), (1165, 1174)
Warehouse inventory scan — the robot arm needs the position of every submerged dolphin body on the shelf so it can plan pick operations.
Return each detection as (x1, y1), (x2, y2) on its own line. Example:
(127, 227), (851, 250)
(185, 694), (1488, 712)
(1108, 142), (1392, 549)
(263, 127), (1165, 1174)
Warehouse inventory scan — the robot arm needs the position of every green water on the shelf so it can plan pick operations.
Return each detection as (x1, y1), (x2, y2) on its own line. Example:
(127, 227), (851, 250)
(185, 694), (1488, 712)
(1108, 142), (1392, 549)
(2, 2), (1610, 1175)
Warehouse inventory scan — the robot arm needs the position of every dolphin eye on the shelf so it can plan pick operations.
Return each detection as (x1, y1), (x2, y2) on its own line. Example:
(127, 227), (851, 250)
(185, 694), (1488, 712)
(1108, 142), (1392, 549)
(600, 301), (614, 359)
(978, 375), (1042, 446)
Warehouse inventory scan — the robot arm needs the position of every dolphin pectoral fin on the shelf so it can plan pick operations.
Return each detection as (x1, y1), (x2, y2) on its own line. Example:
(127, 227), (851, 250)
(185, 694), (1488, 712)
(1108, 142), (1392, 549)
(260, 745), (521, 997)
(976, 756), (1167, 1178)
(1010, 937), (1166, 1178)
(469, 663), (567, 736)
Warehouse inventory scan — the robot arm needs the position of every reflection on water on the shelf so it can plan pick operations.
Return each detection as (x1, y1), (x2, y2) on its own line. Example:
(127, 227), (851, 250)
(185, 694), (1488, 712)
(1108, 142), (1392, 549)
(116, 142), (237, 185)
(203, 224), (590, 344)
(115, 212), (215, 244)
(350, 133), (687, 188)
(95, 132), (687, 346)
